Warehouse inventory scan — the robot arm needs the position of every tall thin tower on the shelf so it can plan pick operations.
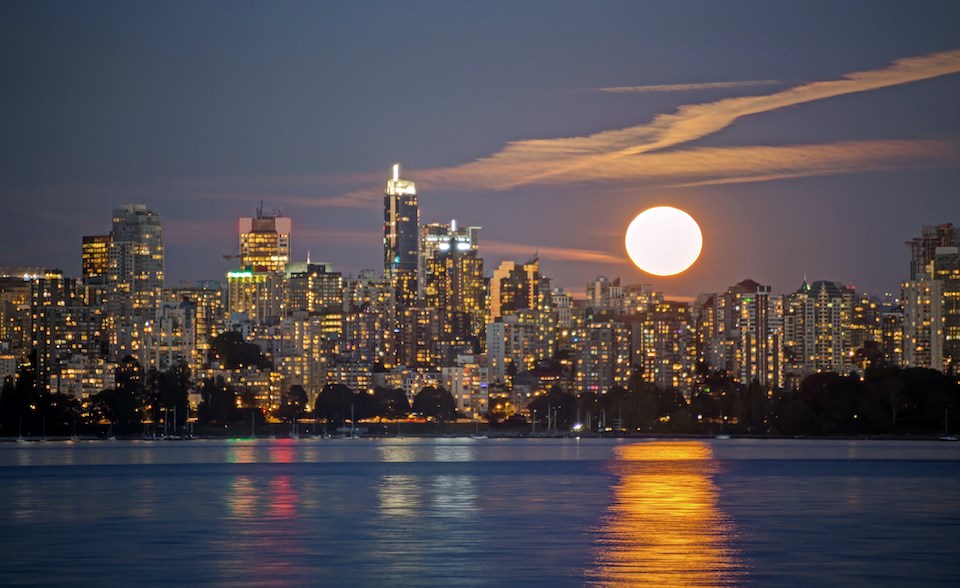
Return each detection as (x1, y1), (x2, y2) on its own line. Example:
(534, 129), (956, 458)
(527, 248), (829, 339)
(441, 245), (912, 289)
(383, 163), (419, 307)
(107, 203), (164, 359)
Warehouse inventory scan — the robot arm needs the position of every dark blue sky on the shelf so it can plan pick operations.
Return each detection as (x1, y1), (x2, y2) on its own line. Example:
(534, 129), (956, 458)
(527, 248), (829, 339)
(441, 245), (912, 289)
(2, 1), (958, 297)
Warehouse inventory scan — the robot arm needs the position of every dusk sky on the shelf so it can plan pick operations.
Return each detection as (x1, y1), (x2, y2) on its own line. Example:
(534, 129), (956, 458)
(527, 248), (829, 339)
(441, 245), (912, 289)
(2, 1), (959, 298)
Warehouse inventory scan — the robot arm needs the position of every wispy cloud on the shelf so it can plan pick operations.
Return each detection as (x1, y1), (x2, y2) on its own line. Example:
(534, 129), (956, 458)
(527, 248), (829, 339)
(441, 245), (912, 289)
(482, 240), (621, 264)
(593, 80), (782, 93)
(411, 49), (960, 191)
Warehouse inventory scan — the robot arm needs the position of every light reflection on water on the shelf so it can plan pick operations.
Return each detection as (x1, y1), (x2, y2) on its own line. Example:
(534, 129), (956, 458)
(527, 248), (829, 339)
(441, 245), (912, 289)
(590, 441), (744, 587)
(1, 439), (958, 586)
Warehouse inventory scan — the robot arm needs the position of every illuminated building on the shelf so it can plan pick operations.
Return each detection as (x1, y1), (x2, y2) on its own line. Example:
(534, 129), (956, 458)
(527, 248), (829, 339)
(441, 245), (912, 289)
(0, 276), (33, 353)
(420, 220), (479, 297)
(901, 277), (943, 371)
(107, 204), (164, 360)
(48, 354), (115, 401)
(488, 257), (542, 322)
(326, 361), (374, 393)
(379, 367), (441, 407)
(622, 283), (662, 315)
(81, 234), (111, 307)
(441, 354), (488, 418)
(196, 366), (280, 413)
(784, 279), (855, 386)
(398, 306), (441, 368)
(632, 301), (696, 393)
(163, 282), (226, 372)
(422, 220), (485, 344)
(31, 274), (106, 396)
(383, 163), (419, 308)
(0, 354), (16, 383)
(82, 235), (110, 283)
(286, 261), (343, 315)
(343, 270), (395, 367)
(585, 276), (623, 315)
(907, 223), (959, 281)
(277, 312), (332, 406)
(486, 257), (556, 381)
(575, 320), (631, 394)
(931, 247), (960, 376)
(143, 298), (196, 372)
(239, 206), (291, 273)
(881, 310), (904, 367)
(227, 269), (285, 324)
(487, 308), (557, 386)
(691, 281), (783, 388)
(850, 292), (883, 350)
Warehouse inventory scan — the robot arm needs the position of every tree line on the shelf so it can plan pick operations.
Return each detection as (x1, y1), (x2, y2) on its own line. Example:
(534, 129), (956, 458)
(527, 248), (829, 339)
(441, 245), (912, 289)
(2, 349), (957, 437)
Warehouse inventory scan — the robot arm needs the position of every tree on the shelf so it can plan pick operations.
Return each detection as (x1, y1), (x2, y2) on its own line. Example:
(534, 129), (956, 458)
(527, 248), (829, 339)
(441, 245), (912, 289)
(197, 376), (241, 425)
(314, 383), (358, 430)
(374, 386), (410, 421)
(209, 331), (271, 370)
(412, 386), (456, 422)
(276, 385), (308, 423)
(527, 385), (576, 430)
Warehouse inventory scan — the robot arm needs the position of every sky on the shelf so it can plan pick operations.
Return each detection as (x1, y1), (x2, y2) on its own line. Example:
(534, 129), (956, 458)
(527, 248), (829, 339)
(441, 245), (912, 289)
(1, 1), (959, 298)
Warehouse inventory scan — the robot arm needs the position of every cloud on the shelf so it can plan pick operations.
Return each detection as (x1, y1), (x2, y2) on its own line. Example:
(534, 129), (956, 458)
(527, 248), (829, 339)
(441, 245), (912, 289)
(411, 48), (960, 191)
(592, 80), (782, 93)
(574, 139), (958, 186)
(482, 240), (622, 265)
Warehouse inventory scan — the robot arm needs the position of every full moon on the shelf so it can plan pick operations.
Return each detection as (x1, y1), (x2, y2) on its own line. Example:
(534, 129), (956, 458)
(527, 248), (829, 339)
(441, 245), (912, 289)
(625, 206), (703, 276)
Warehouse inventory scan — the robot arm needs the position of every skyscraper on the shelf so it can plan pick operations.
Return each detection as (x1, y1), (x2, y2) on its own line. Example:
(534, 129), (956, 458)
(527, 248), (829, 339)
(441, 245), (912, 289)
(81, 235), (111, 285)
(421, 220), (485, 344)
(107, 204), (164, 359)
(383, 163), (419, 308)
(239, 206), (291, 273)
(907, 223), (960, 281)
(783, 279), (854, 385)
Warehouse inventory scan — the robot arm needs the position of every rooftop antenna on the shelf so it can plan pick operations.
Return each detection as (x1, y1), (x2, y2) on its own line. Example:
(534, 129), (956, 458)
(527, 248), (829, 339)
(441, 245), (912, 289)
(393, 163), (400, 181)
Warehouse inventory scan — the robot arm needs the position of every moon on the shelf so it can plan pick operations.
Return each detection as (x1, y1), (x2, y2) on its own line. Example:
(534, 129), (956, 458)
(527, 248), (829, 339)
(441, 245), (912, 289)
(625, 206), (703, 276)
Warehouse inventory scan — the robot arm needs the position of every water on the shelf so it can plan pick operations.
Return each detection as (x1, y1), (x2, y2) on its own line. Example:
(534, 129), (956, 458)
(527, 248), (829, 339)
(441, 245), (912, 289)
(1, 438), (958, 587)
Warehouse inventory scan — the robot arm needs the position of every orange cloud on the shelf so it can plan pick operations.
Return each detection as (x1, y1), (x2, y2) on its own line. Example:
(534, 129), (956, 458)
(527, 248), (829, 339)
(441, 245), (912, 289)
(482, 240), (622, 264)
(593, 80), (782, 93)
(413, 49), (960, 191)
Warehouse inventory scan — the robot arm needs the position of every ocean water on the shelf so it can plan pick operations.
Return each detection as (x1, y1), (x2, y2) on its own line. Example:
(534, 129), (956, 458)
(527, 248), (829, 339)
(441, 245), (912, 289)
(1, 438), (958, 587)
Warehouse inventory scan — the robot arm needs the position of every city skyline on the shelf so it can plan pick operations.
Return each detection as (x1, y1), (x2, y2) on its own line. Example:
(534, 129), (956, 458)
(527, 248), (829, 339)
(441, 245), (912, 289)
(2, 2), (959, 297)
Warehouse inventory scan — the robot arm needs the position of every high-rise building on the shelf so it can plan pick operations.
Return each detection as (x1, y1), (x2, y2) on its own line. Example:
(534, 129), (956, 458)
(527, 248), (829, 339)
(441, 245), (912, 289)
(31, 273), (106, 396)
(239, 206), (291, 273)
(81, 235), (111, 285)
(907, 223), (959, 281)
(931, 247), (960, 376)
(286, 261), (343, 315)
(227, 269), (285, 324)
(585, 276), (623, 316)
(81, 234), (111, 308)
(162, 282), (226, 372)
(693, 280), (783, 388)
(631, 301), (696, 393)
(422, 221), (485, 344)
(420, 220), (479, 297)
(901, 278), (943, 371)
(783, 279), (855, 386)
(107, 204), (164, 360)
(488, 257), (542, 322)
(575, 320), (632, 394)
(343, 270), (395, 367)
(384, 164), (419, 308)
